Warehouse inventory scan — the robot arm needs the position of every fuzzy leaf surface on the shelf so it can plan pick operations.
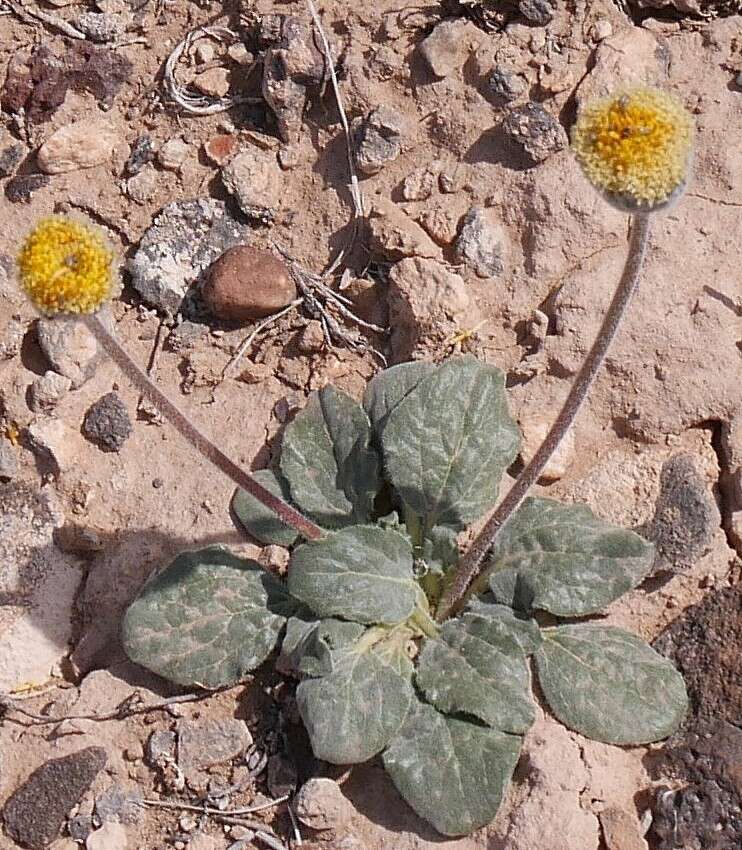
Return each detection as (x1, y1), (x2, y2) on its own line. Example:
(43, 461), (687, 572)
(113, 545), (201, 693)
(383, 696), (522, 837)
(363, 361), (435, 436)
(488, 498), (654, 616)
(297, 630), (414, 764)
(415, 614), (535, 733)
(535, 624), (688, 744)
(287, 525), (418, 625)
(280, 386), (380, 528)
(381, 357), (520, 528)
(465, 599), (542, 655)
(231, 469), (298, 547)
(123, 547), (287, 688)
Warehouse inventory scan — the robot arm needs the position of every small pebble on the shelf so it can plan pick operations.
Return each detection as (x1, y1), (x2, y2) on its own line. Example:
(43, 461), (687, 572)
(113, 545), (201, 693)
(0, 440), (19, 481)
(0, 142), (25, 177)
(353, 106), (404, 176)
(37, 119), (119, 174)
(82, 392), (132, 452)
(125, 135), (155, 176)
(518, 0), (555, 25)
(158, 138), (190, 171)
(202, 246), (297, 322)
(193, 67), (230, 98)
(204, 134), (238, 166)
(501, 102), (567, 164)
(28, 370), (72, 413)
(489, 67), (527, 103)
(152, 477), (164, 489)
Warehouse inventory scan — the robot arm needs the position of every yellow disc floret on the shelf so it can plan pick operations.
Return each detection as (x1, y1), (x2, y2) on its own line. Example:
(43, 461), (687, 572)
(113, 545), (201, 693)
(571, 87), (693, 211)
(17, 217), (117, 315)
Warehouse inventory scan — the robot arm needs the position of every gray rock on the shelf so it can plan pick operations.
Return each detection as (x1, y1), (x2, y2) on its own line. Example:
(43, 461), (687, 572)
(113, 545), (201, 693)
(501, 103), (568, 164)
(82, 392), (132, 452)
(127, 199), (250, 316)
(177, 719), (252, 777)
(2, 747), (107, 850)
(146, 730), (176, 766)
(125, 135), (155, 176)
(37, 313), (107, 388)
(294, 778), (353, 832)
(94, 783), (143, 825)
(221, 149), (283, 222)
(639, 453), (720, 574)
(353, 107), (404, 176)
(0, 317), (24, 359)
(489, 67), (527, 103)
(0, 142), (25, 177)
(0, 440), (19, 481)
(68, 813), (95, 842)
(266, 754), (297, 798)
(455, 207), (508, 278)
(28, 370), (72, 413)
(76, 11), (123, 43)
(519, 0), (555, 25)
(261, 15), (324, 144)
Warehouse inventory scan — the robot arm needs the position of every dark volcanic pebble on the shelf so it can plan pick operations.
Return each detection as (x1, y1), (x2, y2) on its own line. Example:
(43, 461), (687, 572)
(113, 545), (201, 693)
(82, 391), (132, 452)
(2, 747), (107, 849)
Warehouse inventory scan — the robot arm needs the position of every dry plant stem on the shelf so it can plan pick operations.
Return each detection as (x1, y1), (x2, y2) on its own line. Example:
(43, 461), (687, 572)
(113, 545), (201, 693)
(437, 213), (652, 621)
(81, 314), (323, 541)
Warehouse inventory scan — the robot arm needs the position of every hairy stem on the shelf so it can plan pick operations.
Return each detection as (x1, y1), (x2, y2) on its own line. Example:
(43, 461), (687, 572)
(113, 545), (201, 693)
(437, 213), (651, 621)
(81, 313), (324, 542)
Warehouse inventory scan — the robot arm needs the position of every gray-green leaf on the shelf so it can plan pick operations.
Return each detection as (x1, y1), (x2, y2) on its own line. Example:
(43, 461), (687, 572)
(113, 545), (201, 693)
(287, 525), (418, 625)
(280, 386), (380, 528)
(297, 630), (414, 764)
(293, 618), (366, 677)
(381, 356), (520, 529)
(231, 469), (298, 547)
(383, 696), (522, 836)
(488, 498), (654, 616)
(466, 599), (542, 655)
(535, 624), (688, 744)
(415, 613), (535, 733)
(363, 361), (435, 435)
(122, 547), (287, 689)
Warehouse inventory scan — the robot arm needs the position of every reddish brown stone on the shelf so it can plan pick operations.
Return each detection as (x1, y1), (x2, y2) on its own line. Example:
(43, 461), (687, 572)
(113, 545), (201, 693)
(202, 245), (297, 322)
(203, 134), (238, 166)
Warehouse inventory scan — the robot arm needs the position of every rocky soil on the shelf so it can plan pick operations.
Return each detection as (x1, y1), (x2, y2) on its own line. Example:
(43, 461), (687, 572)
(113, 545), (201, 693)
(0, 1), (740, 850)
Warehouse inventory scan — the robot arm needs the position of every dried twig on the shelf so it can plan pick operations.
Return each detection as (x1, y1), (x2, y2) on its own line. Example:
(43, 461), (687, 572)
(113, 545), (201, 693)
(221, 299), (302, 379)
(164, 26), (261, 115)
(0, 690), (211, 726)
(3, 0), (86, 39)
(140, 794), (289, 818)
(306, 0), (364, 277)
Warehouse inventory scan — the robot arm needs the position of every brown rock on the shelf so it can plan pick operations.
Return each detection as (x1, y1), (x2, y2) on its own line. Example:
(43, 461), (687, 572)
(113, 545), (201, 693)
(192, 67), (230, 98)
(37, 119), (119, 174)
(295, 778), (353, 832)
(203, 134), (238, 166)
(202, 246), (297, 321)
(2, 747), (107, 849)
(599, 807), (648, 850)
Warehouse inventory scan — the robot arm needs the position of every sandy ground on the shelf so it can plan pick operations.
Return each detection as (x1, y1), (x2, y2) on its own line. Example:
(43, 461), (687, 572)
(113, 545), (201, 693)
(0, 2), (740, 849)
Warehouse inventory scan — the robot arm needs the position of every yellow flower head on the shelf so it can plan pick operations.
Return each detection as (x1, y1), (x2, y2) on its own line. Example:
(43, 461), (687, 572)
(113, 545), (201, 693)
(17, 217), (118, 316)
(571, 87), (694, 212)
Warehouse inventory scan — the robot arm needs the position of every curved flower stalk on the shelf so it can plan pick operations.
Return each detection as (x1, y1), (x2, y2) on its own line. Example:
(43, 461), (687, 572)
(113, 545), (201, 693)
(16, 215), (323, 542)
(438, 87), (694, 620)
